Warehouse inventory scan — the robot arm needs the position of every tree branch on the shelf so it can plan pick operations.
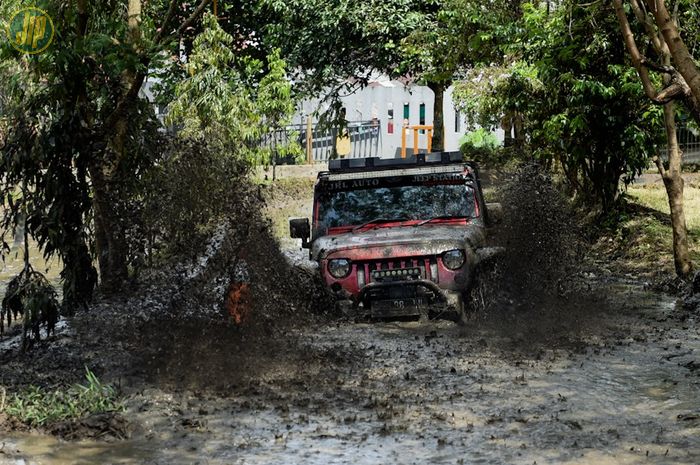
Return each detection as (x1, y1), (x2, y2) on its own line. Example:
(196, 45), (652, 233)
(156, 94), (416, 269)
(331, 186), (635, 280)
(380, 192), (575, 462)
(612, 0), (662, 100)
(655, 78), (690, 102)
(640, 57), (674, 74)
(177, 0), (212, 36)
(76, 0), (89, 37)
(653, 155), (667, 178)
(154, 0), (179, 44)
(612, 0), (695, 107)
(629, 0), (662, 54)
(128, 0), (142, 45)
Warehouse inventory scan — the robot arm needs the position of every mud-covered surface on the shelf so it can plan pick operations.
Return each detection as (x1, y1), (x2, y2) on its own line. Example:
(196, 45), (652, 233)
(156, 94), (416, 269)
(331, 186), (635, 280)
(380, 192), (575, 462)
(1, 280), (700, 464)
(2, 165), (700, 463)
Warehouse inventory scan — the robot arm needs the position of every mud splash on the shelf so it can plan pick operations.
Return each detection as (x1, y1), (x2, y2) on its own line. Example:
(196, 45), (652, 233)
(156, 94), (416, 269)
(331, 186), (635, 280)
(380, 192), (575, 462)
(473, 164), (609, 348)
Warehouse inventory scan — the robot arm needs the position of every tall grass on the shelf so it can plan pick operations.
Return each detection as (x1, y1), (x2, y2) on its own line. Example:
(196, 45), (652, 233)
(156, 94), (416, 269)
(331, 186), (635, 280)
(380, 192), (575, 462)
(626, 185), (700, 233)
(616, 185), (700, 273)
(0, 368), (122, 426)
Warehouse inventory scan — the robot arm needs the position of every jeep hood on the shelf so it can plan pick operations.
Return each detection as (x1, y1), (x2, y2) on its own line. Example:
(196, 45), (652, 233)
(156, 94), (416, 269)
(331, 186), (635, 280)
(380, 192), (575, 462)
(310, 224), (486, 261)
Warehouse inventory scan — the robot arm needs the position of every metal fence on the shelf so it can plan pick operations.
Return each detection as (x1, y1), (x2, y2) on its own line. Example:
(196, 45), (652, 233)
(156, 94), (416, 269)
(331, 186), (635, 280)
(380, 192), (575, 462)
(260, 120), (382, 164)
(259, 127), (302, 165)
(660, 125), (700, 164)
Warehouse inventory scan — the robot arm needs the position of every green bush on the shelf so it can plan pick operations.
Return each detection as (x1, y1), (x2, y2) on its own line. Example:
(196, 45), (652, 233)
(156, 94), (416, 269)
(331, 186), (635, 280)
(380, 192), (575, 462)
(460, 128), (500, 151)
(460, 129), (503, 166)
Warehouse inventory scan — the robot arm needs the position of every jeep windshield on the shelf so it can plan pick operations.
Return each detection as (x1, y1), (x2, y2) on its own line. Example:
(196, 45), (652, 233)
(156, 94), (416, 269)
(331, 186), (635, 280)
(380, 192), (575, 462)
(314, 174), (477, 235)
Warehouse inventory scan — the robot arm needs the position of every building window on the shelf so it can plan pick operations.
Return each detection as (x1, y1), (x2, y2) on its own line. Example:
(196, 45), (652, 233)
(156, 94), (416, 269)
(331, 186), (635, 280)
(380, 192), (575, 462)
(403, 103), (410, 137)
(455, 111), (461, 133)
(387, 104), (394, 134)
(419, 103), (426, 134)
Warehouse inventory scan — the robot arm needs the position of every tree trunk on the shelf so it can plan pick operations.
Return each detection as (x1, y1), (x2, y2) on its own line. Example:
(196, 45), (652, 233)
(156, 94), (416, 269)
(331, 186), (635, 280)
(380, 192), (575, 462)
(428, 81), (446, 151)
(84, 0), (141, 292)
(513, 112), (525, 146)
(657, 102), (693, 277)
(89, 163), (128, 292)
(614, 0), (694, 276)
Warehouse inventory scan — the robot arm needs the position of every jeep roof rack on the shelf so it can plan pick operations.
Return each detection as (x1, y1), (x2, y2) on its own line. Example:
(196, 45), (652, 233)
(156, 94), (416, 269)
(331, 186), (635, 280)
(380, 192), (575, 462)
(327, 151), (465, 173)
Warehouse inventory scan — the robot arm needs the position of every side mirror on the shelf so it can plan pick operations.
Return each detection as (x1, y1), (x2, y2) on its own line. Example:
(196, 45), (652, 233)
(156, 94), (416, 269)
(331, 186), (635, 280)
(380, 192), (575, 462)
(485, 202), (503, 225)
(289, 218), (311, 248)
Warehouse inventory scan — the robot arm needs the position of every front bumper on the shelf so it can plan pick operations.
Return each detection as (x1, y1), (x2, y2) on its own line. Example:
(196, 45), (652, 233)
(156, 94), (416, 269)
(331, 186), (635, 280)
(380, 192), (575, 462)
(352, 279), (462, 319)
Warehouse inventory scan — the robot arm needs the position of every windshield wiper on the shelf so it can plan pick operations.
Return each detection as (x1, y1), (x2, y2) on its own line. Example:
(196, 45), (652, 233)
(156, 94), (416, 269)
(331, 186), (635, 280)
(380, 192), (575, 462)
(352, 217), (409, 232)
(415, 215), (466, 227)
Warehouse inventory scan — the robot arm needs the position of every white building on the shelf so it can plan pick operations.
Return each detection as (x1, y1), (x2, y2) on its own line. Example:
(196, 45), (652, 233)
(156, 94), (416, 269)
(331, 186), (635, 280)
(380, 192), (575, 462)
(293, 76), (504, 159)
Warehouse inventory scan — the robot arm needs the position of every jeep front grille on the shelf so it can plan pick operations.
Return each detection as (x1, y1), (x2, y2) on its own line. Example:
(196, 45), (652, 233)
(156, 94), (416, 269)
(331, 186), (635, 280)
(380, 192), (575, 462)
(355, 256), (439, 287)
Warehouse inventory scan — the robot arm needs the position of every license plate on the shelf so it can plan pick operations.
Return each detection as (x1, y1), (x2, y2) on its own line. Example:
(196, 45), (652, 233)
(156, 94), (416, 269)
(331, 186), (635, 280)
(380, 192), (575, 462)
(372, 298), (425, 314)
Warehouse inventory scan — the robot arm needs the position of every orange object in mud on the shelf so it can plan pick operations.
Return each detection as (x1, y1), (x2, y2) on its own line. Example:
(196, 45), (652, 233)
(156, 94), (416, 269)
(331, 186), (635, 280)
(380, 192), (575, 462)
(225, 282), (251, 325)
(225, 260), (251, 325)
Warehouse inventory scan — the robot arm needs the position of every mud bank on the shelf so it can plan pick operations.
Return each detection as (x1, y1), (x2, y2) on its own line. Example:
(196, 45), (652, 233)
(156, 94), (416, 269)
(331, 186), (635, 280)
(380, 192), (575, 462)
(2, 279), (699, 465)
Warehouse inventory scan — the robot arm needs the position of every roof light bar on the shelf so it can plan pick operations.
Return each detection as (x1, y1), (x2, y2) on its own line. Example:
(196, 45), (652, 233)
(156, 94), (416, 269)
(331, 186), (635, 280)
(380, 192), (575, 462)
(328, 151), (464, 173)
(326, 165), (464, 182)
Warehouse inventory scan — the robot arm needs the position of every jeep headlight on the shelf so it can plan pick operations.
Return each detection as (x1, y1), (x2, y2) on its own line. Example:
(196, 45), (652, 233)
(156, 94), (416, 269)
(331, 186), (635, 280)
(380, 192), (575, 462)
(442, 249), (465, 270)
(328, 258), (351, 278)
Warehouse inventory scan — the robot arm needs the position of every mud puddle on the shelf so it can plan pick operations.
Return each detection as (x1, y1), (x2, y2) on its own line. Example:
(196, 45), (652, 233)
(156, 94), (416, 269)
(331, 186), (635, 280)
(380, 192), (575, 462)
(2, 283), (699, 465)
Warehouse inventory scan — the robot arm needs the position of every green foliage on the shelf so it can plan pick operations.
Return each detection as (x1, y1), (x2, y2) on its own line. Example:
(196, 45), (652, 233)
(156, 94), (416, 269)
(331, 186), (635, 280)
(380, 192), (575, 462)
(0, 0), (176, 303)
(454, 62), (542, 132)
(167, 13), (260, 159)
(263, 0), (521, 98)
(166, 14), (296, 167)
(274, 135), (306, 165)
(256, 49), (298, 166)
(264, 0), (426, 91)
(459, 129), (526, 168)
(2, 368), (122, 427)
(460, 128), (500, 151)
(263, 0), (435, 125)
(459, 129), (503, 166)
(400, 0), (521, 85)
(258, 49), (295, 131)
(452, 1), (665, 210)
(1, 266), (59, 349)
(1, 4), (296, 300)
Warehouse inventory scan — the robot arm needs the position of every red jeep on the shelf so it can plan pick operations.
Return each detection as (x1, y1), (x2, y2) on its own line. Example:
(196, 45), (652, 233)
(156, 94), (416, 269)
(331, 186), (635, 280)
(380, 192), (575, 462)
(289, 152), (500, 323)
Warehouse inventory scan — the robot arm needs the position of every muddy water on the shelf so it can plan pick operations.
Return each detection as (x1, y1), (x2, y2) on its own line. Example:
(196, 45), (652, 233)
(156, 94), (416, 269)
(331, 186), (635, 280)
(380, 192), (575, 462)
(0, 238), (61, 295)
(2, 288), (699, 465)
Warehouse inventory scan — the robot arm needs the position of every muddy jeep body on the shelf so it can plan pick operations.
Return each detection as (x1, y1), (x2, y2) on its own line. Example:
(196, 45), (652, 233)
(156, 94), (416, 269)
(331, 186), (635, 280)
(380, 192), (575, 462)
(290, 152), (497, 321)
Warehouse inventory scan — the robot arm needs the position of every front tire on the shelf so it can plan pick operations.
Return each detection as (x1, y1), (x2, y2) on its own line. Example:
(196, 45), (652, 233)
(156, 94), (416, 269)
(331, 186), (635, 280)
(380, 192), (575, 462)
(467, 258), (501, 315)
(442, 293), (468, 326)
(468, 274), (488, 313)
